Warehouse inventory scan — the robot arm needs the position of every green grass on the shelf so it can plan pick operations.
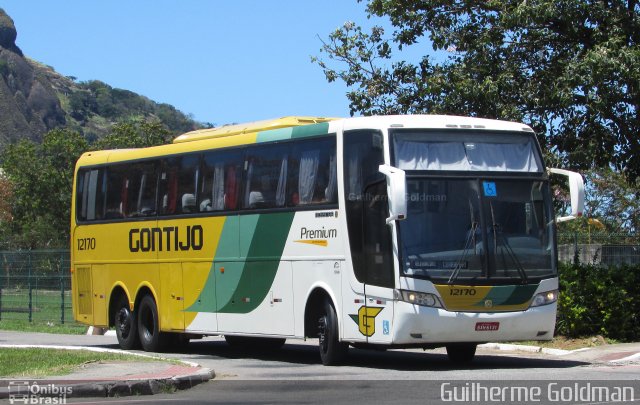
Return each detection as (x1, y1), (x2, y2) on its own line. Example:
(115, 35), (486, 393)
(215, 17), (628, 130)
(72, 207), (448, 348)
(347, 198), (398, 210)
(0, 348), (163, 378)
(0, 319), (87, 334)
(1, 288), (77, 328)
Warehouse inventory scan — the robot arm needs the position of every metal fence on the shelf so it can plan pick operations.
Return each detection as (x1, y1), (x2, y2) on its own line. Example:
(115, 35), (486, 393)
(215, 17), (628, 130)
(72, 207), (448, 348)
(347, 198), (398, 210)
(557, 232), (640, 266)
(0, 250), (73, 324)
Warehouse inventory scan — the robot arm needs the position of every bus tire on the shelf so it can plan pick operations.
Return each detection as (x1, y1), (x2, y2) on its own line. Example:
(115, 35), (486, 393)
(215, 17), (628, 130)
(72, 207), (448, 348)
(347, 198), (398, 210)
(318, 299), (348, 365)
(137, 294), (169, 352)
(114, 295), (140, 350)
(446, 343), (477, 363)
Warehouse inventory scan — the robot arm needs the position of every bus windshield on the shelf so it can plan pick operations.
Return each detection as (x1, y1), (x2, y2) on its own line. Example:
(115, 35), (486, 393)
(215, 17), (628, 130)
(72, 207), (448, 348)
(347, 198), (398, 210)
(399, 178), (555, 283)
(393, 130), (542, 172)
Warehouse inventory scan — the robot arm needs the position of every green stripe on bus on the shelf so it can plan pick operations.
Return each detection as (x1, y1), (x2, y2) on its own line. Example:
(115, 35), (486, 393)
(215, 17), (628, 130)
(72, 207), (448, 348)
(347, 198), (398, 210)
(501, 284), (538, 305)
(186, 212), (295, 314)
(256, 127), (293, 142)
(291, 122), (330, 138)
(256, 122), (330, 143)
(473, 285), (538, 307)
(217, 212), (295, 313)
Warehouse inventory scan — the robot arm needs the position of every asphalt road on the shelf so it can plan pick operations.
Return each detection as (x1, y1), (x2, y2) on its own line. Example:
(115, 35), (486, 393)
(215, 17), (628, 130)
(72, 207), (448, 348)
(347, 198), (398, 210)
(2, 331), (639, 404)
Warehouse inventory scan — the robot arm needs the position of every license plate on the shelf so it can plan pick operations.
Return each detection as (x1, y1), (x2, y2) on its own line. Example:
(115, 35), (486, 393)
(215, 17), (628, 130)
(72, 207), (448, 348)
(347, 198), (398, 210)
(475, 322), (500, 331)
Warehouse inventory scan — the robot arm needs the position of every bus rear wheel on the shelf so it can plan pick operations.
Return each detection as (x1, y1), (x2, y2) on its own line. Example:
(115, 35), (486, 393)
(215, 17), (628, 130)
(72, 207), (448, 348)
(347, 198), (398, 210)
(114, 295), (139, 350)
(318, 300), (348, 365)
(446, 343), (477, 363)
(137, 294), (169, 352)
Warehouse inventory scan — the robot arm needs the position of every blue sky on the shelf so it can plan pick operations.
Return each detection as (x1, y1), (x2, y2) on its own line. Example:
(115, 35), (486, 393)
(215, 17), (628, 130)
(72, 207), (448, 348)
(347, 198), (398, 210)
(2, 1), (387, 126)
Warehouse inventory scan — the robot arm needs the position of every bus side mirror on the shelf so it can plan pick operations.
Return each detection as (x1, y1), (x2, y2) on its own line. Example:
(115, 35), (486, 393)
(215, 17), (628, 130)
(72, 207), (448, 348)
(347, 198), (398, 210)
(548, 168), (585, 223)
(379, 164), (407, 224)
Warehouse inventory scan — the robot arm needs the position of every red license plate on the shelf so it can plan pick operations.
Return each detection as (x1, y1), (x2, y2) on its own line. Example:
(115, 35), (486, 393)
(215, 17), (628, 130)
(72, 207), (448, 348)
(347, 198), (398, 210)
(475, 322), (500, 331)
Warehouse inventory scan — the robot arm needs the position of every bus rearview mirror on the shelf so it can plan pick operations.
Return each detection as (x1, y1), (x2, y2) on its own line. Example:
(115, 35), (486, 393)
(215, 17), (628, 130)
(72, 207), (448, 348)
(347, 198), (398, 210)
(379, 164), (407, 224)
(548, 168), (585, 223)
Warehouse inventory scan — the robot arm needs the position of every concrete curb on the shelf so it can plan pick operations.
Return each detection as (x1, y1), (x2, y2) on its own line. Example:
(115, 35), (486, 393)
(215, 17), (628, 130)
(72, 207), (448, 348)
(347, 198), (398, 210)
(65, 367), (215, 398)
(479, 343), (577, 356)
(0, 344), (215, 399)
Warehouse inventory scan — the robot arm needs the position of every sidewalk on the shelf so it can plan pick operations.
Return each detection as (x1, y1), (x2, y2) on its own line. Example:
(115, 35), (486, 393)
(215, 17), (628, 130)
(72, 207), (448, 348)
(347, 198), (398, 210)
(0, 333), (215, 399)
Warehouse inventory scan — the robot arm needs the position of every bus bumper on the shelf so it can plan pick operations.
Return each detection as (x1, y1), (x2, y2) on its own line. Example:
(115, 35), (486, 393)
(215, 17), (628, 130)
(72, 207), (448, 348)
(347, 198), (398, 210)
(392, 301), (557, 345)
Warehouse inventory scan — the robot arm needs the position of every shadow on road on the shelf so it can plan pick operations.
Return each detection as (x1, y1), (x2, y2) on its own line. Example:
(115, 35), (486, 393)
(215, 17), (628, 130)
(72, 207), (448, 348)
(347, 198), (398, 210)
(173, 339), (589, 371)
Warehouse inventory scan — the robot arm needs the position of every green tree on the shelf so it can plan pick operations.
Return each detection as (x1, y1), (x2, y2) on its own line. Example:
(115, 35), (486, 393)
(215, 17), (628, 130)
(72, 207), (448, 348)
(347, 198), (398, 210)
(94, 119), (172, 150)
(583, 168), (639, 232)
(315, 0), (640, 180)
(1, 129), (88, 248)
(0, 119), (173, 248)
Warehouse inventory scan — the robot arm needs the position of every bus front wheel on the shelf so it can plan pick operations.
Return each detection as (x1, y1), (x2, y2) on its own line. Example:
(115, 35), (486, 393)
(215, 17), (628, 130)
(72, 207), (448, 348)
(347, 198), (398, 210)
(446, 343), (477, 363)
(137, 294), (169, 352)
(318, 300), (348, 365)
(114, 295), (139, 350)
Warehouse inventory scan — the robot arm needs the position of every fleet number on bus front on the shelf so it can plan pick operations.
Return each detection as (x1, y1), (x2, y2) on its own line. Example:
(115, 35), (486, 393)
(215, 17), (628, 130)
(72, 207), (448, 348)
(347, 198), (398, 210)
(77, 237), (96, 251)
(450, 288), (476, 296)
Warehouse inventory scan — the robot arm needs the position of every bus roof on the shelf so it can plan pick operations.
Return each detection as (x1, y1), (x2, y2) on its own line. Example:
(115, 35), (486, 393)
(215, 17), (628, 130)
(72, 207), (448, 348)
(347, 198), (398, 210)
(173, 116), (339, 144)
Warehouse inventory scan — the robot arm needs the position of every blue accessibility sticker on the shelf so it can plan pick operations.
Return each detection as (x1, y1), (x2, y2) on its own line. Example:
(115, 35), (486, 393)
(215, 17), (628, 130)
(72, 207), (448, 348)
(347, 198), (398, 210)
(383, 320), (390, 335)
(483, 181), (497, 197)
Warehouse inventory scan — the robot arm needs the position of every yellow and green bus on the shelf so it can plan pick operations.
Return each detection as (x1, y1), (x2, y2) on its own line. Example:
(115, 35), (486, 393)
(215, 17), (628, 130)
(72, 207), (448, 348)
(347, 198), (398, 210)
(71, 115), (584, 365)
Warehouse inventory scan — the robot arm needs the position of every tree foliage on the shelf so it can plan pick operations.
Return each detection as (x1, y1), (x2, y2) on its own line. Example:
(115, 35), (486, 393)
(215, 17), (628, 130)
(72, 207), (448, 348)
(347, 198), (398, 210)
(93, 120), (172, 150)
(0, 120), (173, 248)
(0, 172), (12, 223)
(1, 129), (88, 248)
(314, 0), (640, 180)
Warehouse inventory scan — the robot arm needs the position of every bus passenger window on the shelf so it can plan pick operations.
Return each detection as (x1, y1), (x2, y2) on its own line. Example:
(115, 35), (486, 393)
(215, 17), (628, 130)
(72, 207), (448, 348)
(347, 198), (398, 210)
(200, 150), (243, 212)
(104, 166), (127, 219)
(124, 162), (157, 217)
(76, 168), (105, 222)
(290, 137), (337, 206)
(243, 145), (288, 209)
(159, 155), (199, 216)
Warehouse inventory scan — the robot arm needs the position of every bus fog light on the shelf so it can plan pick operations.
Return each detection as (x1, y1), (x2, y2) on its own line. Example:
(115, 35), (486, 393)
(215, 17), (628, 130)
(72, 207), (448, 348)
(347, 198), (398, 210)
(398, 290), (442, 308)
(530, 290), (558, 307)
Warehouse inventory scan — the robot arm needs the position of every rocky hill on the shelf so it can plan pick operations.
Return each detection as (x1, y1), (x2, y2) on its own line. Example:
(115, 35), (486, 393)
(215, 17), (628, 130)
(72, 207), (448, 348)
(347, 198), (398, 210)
(0, 8), (201, 146)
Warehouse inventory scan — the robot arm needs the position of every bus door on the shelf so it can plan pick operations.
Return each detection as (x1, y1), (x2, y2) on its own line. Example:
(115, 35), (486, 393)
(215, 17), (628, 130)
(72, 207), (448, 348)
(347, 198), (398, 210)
(342, 130), (394, 344)
(361, 180), (395, 344)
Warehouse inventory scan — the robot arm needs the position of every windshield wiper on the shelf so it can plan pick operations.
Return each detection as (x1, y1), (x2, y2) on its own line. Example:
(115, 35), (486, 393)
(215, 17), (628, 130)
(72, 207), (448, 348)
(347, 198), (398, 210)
(490, 202), (528, 284)
(448, 201), (478, 285)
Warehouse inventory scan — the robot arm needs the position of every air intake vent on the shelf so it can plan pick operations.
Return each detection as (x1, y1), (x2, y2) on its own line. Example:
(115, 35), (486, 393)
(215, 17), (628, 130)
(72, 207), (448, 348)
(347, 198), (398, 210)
(76, 266), (92, 316)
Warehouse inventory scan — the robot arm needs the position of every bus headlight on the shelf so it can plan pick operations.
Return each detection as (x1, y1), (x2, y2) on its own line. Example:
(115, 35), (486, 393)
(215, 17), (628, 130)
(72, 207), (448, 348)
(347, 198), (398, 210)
(530, 290), (558, 307)
(397, 290), (442, 308)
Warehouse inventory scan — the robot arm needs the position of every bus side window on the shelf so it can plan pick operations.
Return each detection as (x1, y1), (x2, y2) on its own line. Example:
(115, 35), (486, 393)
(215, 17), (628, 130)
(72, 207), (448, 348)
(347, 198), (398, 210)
(200, 150), (243, 212)
(104, 166), (126, 219)
(159, 155), (199, 216)
(243, 144), (288, 209)
(76, 168), (106, 222)
(124, 162), (158, 217)
(290, 136), (337, 206)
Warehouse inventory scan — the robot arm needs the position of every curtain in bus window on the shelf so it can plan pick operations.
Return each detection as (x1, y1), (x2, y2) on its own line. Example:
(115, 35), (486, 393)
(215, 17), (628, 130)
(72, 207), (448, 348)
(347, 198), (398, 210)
(120, 178), (129, 216)
(465, 141), (539, 172)
(347, 149), (362, 200)
(325, 153), (337, 203)
(225, 166), (237, 209)
(244, 161), (254, 208)
(161, 170), (178, 215)
(298, 149), (320, 204)
(137, 174), (148, 215)
(211, 162), (225, 210)
(276, 156), (288, 207)
(396, 141), (470, 170)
